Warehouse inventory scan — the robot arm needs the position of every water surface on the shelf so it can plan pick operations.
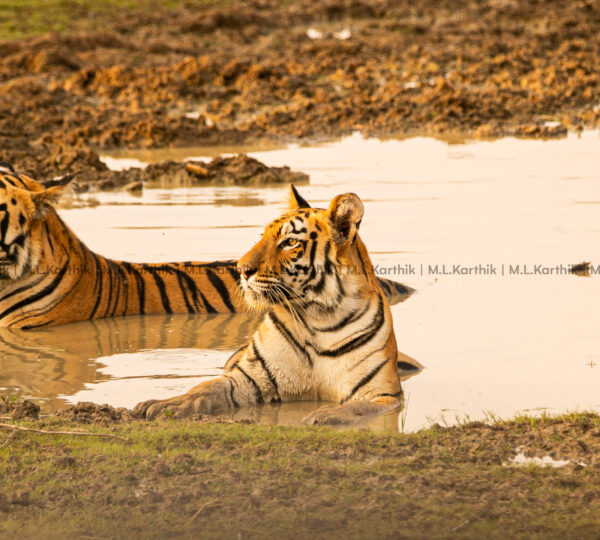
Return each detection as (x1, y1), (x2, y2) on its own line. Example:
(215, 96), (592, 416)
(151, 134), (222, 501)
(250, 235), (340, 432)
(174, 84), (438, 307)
(3, 131), (598, 431)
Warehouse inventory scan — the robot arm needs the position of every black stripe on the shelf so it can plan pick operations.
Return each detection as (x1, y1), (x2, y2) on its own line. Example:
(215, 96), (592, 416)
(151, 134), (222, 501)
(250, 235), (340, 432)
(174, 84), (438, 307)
(44, 222), (55, 254)
(0, 203), (9, 241)
(11, 233), (26, 248)
(0, 262), (69, 321)
(301, 238), (319, 286)
(176, 272), (195, 312)
(315, 299), (371, 333)
(334, 268), (346, 297)
(350, 334), (392, 370)
(20, 320), (54, 330)
(171, 265), (209, 312)
(0, 274), (45, 303)
(252, 339), (279, 397)
(397, 360), (419, 372)
(304, 241), (332, 295)
(122, 262), (145, 315)
(89, 253), (104, 319)
(225, 265), (240, 281)
(228, 378), (239, 408)
(13, 263), (83, 325)
(113, 262), (129, 315)
(392, 280), (413, 295)
(225, 343), (248, 372)
(342, 359), (389, 403)
(147, 267), (172, 313)
(374, 392), (401, 398)
(105, 260), (121, 317)
(356, 245), (369, 277)
(205, 268), (235, 312)
(1, 176), (16, 187)
(377, 277), (391, 296)
(198, 291), (217, 313)
(316, 296), (385, 357)
(323, 241), (333, 273)
(235, 365), (264, 404)
(8, 173), (27, 189)
(102, 258), (115, 318)
(268, 310), (312, 367)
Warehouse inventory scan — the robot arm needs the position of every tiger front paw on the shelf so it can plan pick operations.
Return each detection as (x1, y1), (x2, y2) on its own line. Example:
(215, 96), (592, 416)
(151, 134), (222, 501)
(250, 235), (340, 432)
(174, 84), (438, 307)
(134, 393), (212, 420)
(134, 378), (236, 420)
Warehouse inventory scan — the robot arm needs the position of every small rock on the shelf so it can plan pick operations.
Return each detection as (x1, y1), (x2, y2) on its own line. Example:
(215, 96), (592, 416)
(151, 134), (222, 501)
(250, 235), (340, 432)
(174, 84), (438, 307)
(185, 162), (209, 176)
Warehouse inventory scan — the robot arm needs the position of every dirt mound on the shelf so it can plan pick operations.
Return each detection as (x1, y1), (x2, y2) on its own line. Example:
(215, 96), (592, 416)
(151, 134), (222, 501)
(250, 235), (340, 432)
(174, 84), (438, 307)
(155, 154), (310, 186)
(0, 398), (40, 420)
(75, 153), (309, 192)
(1, 0), (600, 184)
(55, 402), (137, 424)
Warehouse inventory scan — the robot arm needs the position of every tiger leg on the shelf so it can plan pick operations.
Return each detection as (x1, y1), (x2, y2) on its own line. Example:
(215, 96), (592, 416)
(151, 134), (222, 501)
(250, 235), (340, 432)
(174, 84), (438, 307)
(301, 395), (402, 426)
(134, 371), (259, 420)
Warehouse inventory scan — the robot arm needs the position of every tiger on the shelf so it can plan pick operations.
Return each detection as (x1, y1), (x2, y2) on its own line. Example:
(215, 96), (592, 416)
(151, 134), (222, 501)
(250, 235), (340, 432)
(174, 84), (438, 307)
(135, 186), (403, 425)
(0, 163), (413, 329)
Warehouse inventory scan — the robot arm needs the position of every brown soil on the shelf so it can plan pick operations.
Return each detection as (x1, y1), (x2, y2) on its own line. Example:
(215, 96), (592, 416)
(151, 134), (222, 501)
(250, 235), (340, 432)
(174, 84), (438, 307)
(53, 401), (241, 425)
(1, 0), (600, 188)
(85, 153), (310, 192)
(53, 401), (137, 424)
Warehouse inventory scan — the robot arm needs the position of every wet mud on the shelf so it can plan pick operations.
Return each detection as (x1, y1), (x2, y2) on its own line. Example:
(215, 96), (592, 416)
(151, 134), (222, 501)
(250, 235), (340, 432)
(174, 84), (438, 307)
(0, 0), (599, 187)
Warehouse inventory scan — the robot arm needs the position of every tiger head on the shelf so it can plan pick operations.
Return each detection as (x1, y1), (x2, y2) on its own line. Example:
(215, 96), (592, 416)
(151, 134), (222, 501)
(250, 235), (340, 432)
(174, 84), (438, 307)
(0, 165), (74, 280)
(238, 186), (376, 314)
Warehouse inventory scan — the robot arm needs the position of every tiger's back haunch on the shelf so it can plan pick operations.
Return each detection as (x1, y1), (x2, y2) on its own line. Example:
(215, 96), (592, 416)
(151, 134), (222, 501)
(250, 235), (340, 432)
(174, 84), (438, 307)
(0, 166), (412, 329)
(136, 187), (402, 425)
(0, 166), (246, 328)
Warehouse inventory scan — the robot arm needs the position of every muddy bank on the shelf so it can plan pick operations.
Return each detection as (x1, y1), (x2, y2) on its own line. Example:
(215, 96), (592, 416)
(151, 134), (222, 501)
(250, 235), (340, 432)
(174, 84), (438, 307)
(80, 153), (310, 192)
(1, 0), (600, 186)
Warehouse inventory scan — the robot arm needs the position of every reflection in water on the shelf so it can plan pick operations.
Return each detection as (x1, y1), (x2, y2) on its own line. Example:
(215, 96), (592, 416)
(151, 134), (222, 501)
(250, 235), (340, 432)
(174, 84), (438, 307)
(0, 312), (419, 432)
(0, 314), (258, 410)
(223, 401), (405, 433)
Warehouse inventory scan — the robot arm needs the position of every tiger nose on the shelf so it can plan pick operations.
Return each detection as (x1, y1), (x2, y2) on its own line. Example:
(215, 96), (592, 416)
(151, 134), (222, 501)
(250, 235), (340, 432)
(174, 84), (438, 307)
(239, 265), (258, 281)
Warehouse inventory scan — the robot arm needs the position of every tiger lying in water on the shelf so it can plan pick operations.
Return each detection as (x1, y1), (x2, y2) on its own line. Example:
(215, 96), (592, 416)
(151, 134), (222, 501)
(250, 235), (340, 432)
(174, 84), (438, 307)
(0, 164), (411, 329)
(136, 186), (403, 425)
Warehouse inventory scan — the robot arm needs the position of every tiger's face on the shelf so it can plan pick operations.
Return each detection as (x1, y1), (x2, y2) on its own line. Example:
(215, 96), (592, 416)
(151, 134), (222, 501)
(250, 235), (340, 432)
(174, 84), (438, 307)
(0, 169), (73, 280)
(238, 186), (366, 312)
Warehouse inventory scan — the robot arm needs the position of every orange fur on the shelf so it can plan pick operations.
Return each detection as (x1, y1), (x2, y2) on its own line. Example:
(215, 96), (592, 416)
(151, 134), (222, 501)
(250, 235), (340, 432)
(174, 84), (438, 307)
(0, 169), (411, 329)
(136, 187), (403, 425)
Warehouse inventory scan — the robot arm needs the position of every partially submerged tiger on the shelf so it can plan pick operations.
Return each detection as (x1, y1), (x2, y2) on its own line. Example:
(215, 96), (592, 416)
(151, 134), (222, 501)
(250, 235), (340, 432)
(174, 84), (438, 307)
(136, 187), (404, 425)
(0, 164), (412, 329)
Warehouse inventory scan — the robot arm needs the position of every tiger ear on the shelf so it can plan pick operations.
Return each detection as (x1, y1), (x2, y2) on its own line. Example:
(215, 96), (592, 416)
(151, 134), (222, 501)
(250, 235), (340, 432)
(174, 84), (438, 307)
(288, 184), (311, 209)
(326, 193), (364, 247)
(31, 174), (76, 220)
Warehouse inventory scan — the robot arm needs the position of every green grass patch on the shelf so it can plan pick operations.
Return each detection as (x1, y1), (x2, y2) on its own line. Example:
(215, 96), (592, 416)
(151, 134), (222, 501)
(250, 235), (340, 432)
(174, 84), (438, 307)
(1, 414), (600, 538)
(0, 0), (231, 40)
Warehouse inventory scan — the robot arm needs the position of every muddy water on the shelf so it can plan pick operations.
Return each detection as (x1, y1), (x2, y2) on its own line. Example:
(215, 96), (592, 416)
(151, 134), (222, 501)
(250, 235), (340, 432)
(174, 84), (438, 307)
(3, 131), (599, 431)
